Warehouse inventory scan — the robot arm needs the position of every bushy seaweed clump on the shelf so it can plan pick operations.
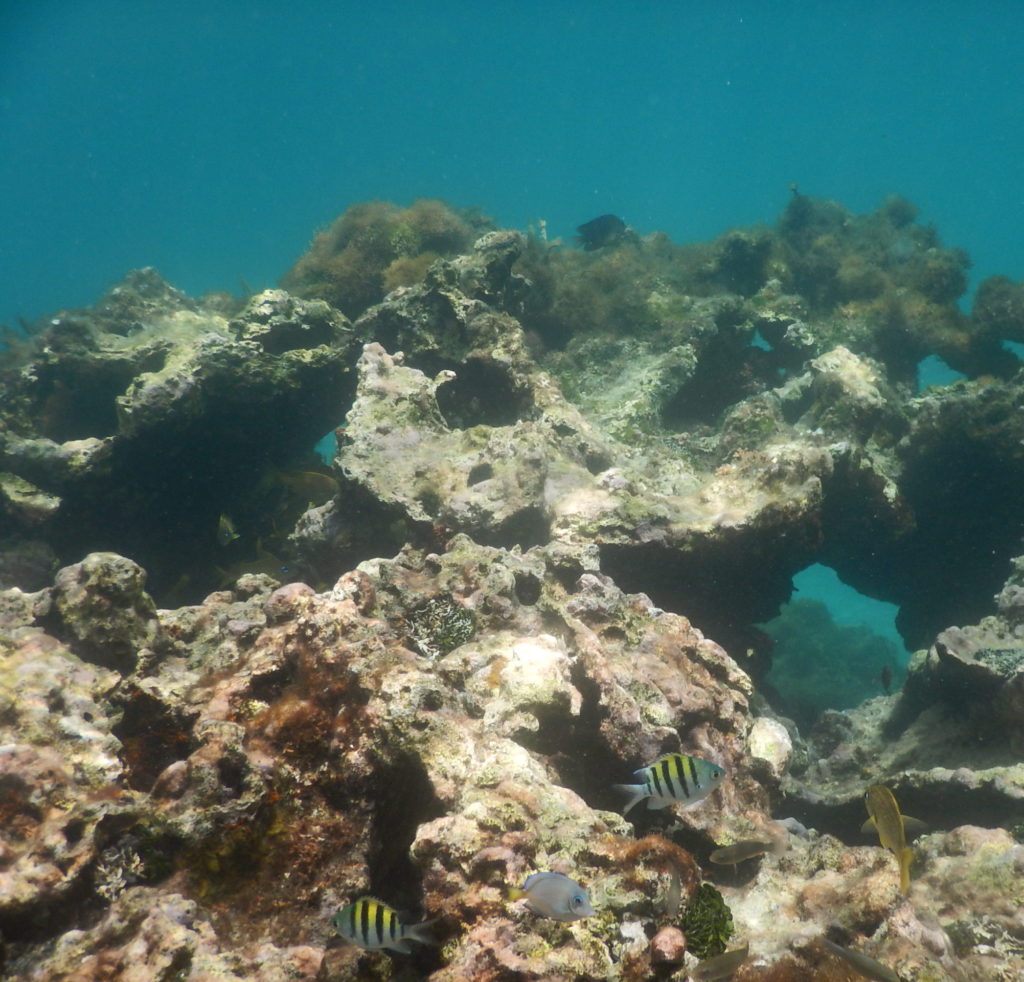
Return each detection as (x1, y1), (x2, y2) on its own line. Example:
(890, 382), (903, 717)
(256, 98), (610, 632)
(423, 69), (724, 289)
(407, 595), (476, 659)
(281, 199), (491, 318)
(682, 882), (734, 959)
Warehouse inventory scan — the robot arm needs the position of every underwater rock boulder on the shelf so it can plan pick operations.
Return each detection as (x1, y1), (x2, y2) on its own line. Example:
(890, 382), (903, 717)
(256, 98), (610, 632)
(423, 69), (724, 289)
(50, 551), (160, 672)
(0, 273), (358, 600)
(0, 624), (131, 943)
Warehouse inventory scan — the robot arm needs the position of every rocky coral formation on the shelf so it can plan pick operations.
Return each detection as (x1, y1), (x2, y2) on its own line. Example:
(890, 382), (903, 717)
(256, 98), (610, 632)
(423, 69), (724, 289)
(3, 193), (1024, 979)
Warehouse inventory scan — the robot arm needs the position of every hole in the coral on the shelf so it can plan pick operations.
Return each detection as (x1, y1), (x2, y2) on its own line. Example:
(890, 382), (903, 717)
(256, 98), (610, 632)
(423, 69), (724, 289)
(514, 571), (542, 605)
(759, 564), (910, 731)
(916, 354), (966, 391)
(467, 462), (494, 485)
(435, 359), (533, 428)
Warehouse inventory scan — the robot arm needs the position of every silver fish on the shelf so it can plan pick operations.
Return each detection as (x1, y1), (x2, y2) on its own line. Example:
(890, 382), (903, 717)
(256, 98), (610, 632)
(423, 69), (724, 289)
(507, 871), (594, 921)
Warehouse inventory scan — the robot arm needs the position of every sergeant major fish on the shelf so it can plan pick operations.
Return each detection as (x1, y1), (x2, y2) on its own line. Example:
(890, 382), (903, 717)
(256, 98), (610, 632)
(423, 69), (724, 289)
(507, 872), (594, 921)
(615, 753), (726, 815)
(332, 896), (434, 953)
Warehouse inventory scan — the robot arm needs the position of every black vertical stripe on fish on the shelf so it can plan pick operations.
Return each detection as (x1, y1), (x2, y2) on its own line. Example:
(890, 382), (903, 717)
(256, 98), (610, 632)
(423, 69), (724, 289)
(375, 902), (387, 946)
(348, 903), (358, 943)
(687, 755), (701, 791)
(675, 755), (691, 798)
(660, 758), (679, 799)
(360, 900), (372, 945)
(389, 908), (399, 942)
(649, 764), (664, 798)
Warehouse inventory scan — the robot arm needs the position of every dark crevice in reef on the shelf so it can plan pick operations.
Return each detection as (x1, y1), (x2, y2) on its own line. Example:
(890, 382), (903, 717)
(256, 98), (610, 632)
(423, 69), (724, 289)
(111, 685), (196, 793)
(597, 537), (813, 663)
(365, 754), (447, 972)
(433, 358), (535, 429)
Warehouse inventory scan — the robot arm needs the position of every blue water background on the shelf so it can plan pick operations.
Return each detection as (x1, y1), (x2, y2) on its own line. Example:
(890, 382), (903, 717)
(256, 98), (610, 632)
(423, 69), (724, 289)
(3, 0), (1022, 330)
(2, 1), (1020, 647)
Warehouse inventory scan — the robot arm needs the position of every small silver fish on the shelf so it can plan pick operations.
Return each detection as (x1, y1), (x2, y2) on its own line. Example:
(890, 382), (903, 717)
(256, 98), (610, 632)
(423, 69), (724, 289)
(690, 943), (749, 980)
(822, 938), (900, 982)
(507, 872), (594, 921)
(332, 896), (434, 953)
(615, 753), (726, 815)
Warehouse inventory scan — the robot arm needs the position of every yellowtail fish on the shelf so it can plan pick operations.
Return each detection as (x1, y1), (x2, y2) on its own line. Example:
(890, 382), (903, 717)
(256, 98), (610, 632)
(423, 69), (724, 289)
(615, 753), (726, 815)
(507, 872), (594, 921)
(690, 943), (749, 980)
(862, 785), (917, 894)
(822, 938), (900, 982)
(331, 896), (434, 953)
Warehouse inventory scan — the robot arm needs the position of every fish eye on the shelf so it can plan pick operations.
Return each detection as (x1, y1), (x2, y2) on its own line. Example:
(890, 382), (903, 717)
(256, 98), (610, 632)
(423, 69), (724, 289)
(571, 894), (586, 910)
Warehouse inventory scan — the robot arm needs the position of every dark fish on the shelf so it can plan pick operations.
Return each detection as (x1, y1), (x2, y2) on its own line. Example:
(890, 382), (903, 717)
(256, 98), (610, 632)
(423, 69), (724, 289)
(217, 513), (240, 546)
(332, 896), (434, 953)
(709, 840), (775, 866)
(880, 664), (893, 694)
(690, 944), (749, 980)
(575, 214), (628, 250)
(615, 753), (726, 815)
(822, 938), (900, 982)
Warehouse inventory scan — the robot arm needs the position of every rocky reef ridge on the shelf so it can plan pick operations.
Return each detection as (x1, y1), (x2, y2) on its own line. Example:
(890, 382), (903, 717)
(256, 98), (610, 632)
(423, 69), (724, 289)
(2, 194), (1024, 979)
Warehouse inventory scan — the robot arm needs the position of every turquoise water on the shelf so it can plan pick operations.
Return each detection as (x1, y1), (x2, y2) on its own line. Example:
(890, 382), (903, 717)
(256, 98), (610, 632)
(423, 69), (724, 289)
(3, 1), (1023, 331)
(3, 1), (1022, 651)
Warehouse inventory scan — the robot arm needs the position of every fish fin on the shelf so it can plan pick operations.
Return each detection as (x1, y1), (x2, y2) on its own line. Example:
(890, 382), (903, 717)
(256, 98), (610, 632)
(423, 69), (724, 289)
(901, 816), (928, 836)
(767, 826), (790, 856)
(404, 919), (437, 945)
(899, 847), (913, 894)
(647, 797), (671, 810)
(388, 939), (413, 954)
(613, 783), (647, 815)
(860, 817), (876, 835)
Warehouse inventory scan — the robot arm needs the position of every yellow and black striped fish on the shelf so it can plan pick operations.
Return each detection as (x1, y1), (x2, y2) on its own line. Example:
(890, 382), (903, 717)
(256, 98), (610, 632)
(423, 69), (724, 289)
(615, 752), (726, 815)
(331, 896), (434, 953)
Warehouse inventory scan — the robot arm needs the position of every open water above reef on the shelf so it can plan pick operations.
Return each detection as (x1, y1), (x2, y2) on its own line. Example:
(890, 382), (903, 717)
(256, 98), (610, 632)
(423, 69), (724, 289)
(3, 2), (1024, 326)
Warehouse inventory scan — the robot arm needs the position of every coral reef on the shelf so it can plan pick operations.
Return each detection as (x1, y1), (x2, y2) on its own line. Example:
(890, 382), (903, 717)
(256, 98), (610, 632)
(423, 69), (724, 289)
(2, 194), (1024, 979)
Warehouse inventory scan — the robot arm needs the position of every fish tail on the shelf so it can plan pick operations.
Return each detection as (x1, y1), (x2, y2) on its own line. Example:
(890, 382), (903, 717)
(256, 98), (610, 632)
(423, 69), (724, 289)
(505, 886), (526, 901)
(613, 783), (647, 815)
(899, 847), (913, 894)
(404, 918), (438, 945)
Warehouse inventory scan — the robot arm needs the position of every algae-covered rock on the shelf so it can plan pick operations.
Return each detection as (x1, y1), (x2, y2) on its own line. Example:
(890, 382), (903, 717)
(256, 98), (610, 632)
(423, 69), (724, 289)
(51, 551), (160, 672)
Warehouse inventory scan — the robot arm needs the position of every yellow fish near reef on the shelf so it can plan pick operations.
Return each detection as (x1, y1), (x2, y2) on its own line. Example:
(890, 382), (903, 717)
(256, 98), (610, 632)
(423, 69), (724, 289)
(862, 784), (917, 894)
(331, 896), (434, 953)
